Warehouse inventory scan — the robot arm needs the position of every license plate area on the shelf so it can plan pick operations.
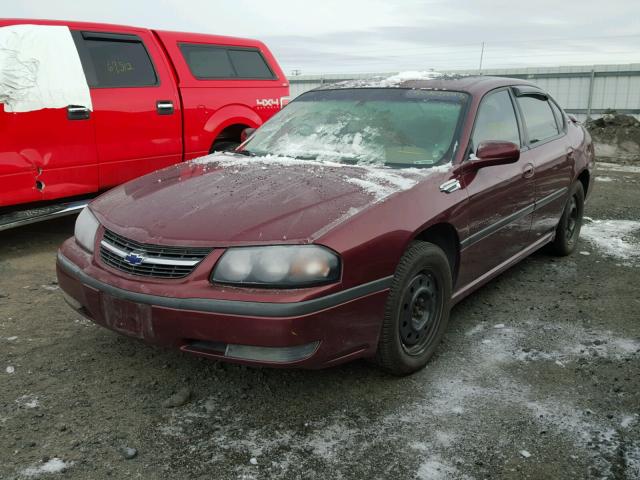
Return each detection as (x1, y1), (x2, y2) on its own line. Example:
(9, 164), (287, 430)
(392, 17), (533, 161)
(101, 294), (152, 339)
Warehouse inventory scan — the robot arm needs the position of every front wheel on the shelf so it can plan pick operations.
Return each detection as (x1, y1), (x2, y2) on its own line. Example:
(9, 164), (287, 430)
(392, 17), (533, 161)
(549, 182), (585, 256)
(375, 242), (452, 376)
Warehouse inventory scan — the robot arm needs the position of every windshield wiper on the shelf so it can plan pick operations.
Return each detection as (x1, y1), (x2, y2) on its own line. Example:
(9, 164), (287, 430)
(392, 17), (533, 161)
(234, 149), (256, 157)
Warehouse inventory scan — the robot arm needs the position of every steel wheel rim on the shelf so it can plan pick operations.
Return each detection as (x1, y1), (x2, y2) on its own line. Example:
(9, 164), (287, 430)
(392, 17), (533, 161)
(566, 195), (579, 244)
(399, 272), (441, 356)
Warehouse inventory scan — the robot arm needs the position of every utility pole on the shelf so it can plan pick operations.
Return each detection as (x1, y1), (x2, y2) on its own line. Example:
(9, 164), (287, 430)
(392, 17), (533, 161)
(479, 42), (485, 74)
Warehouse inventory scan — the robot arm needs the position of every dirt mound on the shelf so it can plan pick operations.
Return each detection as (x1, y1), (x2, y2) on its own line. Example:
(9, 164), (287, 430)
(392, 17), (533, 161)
(585, 111), (640, 163)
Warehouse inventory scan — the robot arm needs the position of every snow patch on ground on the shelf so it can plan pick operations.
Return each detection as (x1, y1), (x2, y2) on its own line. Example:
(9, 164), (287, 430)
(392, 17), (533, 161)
(305, 422), (358, 460)
(595, 176), (614, 182)
(417, 456), (471, 480)
(154, 313), (637, 478)
(598, 162), (640, 174)
(625, 443), (640, 479)
(526, 400), (619, 476)
(581, 219), (640, 264)
(16, 394), (40, 409)
(20, 458), (74, 477)
(621, 415), (638, 429)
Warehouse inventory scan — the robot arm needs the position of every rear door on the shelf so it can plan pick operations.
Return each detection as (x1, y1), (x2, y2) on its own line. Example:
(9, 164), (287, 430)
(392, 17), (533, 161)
(457, 88), (535, 287)
(513, 88), (573, 241)
(72, 29), (182, 189)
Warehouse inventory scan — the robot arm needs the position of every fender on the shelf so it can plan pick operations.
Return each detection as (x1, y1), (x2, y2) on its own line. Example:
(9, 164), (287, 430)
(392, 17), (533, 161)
(203, 104), (264, 146)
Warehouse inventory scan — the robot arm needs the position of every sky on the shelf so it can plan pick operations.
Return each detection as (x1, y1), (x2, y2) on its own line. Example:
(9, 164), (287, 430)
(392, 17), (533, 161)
(4, 0), (640, 75)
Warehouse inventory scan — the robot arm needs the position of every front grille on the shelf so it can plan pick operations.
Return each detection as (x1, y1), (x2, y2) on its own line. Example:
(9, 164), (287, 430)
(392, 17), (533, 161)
(100, 229), (212, 279)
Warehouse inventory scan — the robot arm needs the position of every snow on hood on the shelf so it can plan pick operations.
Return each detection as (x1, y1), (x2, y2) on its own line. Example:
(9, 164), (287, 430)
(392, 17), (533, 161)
(93, 153), (451, 244)
(188, 153), (450, 241)
(0, 24), (92, 113)
(193, 152), (450, 204)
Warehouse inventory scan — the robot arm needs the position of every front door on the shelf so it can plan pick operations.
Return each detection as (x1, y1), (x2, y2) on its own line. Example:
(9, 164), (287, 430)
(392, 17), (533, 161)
(0, 23), (98, 207)
(456, 88), (536, 290)
(71, 29), (182, 189)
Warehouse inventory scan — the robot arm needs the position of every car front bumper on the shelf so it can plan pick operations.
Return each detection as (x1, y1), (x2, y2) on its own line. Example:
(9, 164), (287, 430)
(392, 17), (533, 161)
(56, 239), (390, 369)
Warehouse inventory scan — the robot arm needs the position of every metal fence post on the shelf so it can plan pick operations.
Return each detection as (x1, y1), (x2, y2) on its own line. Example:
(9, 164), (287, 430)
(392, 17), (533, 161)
(586, 68), (595, 120)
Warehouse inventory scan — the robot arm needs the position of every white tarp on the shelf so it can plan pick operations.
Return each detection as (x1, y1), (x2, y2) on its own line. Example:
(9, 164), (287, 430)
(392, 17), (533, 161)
(0, 24), (92, 113)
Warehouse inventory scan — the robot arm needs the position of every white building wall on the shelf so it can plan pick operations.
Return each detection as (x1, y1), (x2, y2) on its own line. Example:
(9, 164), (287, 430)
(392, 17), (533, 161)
(288, 64), (640, 121)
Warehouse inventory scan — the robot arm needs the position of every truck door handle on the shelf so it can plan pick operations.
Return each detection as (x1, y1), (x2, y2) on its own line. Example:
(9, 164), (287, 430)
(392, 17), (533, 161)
(156, 100), (174, 115)
(67, 105), (90, 120)
(523, 163), (535, 178)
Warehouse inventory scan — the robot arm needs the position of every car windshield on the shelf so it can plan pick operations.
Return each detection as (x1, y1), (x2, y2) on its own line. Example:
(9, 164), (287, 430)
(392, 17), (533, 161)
(241, 88), (469, 168)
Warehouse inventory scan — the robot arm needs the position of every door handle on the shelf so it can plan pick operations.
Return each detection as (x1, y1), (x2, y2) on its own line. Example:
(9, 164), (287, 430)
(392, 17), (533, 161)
(156, 100), (174, 115)
(523, 163), (535, 178)
(567, 147), (575, 159)
(67, 105), (90, 120)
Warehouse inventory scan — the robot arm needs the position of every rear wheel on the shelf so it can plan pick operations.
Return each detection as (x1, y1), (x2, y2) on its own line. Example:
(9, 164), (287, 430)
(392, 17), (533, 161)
(376, 242), (452, 376)
(549, 182), (584, 256)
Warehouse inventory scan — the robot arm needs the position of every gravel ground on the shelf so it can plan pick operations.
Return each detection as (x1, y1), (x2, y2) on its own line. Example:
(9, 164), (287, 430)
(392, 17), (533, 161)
(1, 162), (639, 480)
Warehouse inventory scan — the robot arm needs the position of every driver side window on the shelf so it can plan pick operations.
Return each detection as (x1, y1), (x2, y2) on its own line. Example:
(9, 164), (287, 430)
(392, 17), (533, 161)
(472, 90), (520, 153)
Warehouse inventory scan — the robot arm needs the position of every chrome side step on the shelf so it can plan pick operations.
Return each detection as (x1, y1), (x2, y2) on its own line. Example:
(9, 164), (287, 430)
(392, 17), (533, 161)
(0, 200), (88, 232)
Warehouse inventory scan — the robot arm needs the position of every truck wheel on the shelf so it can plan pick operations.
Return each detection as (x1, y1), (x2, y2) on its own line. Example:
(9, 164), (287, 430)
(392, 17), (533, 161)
(375, 242), (452, 376)
(211, 141), (240, 152)
(549, 182), (584, 256)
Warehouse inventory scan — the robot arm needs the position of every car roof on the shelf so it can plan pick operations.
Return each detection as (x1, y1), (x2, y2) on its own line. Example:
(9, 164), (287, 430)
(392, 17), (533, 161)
(314, 74), (539, 97)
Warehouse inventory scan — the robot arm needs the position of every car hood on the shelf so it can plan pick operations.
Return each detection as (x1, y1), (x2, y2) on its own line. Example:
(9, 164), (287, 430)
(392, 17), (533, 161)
(90, 154), (444, 246)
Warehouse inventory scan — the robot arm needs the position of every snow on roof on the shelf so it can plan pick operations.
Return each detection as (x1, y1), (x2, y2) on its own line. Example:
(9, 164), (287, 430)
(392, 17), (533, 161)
(317, 70), (469, 90)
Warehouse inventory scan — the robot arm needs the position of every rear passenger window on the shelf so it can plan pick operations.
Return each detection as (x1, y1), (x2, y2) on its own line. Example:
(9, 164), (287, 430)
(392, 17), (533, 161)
(227, 50), (274, 78)
(179, 44), (235, 78)
(82, 37), (157, 88)
(472, 90), (520, 151)
(517, 96), (560, 144)
(179, 44), (274, 80)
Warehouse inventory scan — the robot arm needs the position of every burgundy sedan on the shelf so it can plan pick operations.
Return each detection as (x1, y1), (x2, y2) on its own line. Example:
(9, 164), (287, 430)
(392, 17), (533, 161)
(57, 75), (594, 375)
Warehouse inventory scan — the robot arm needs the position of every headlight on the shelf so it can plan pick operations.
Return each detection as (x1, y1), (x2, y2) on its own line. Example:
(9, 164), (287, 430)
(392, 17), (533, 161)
(74, 207), (100, 253)
(212, 245), (340, 287)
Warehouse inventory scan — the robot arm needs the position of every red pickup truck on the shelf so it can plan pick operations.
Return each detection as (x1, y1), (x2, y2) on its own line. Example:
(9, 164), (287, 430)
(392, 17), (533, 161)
(0, 19), (288, 230)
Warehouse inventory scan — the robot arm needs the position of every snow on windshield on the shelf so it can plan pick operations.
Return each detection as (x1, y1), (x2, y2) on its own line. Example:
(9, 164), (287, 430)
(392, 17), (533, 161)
(242, 88), (467, 167)
(260, 119), (385, 164)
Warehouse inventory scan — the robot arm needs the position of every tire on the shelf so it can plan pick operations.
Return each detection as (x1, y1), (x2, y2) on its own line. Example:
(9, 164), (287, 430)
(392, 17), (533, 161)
(549, 181), (585, 256)
(375, 242), (452, 376)
(211, 141), (240, 153)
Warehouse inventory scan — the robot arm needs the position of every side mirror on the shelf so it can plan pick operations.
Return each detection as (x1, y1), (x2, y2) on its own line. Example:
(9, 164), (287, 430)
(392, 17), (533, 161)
(240, 127), (257, 143)
(470, 141), (520, 170)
